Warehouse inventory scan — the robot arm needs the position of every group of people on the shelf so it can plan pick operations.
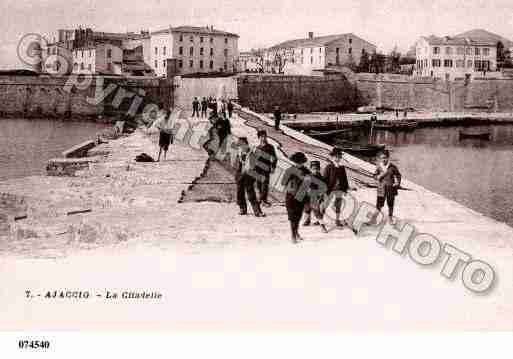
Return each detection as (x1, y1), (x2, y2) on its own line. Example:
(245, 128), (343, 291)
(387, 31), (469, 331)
(192, 97), (234, 119)
(234, 131), (402, 243)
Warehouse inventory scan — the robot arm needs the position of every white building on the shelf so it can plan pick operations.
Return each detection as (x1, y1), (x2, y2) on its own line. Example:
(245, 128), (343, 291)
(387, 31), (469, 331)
(415, 35), (497, 80)
(265, 32), (376, 75)
(72, 43), (123, 75)
(149, 25), (239, 77)
(237, 51), (262, 72)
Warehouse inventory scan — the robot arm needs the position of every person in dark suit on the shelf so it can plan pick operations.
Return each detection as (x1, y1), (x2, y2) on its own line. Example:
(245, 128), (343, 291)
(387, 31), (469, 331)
(234, 137), (265, 217)
(254, 130), (277, 207)
(374, 149), (401, 224)
(303, 160), (329, 233)
(227, 100), (234, 118)
(201, 97), (208, 118)
(281, 152), (310, 243)
(273, 106), (282, 131)
(192, 97), (200, 118)
(323, 147), (349, 227)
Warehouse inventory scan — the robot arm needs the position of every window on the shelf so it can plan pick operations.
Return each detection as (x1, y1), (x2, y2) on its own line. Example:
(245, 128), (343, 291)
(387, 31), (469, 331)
(200, 60), (203, 68)
(467, 60), (473, 68)
(224, 49), (228, 57)
(47, 48), (50, 55)
(445, 47), (452, 55)
(443, 59), (453, 67)
(475, 47), (480, 55)
(210, 48), (214, 56)
(349, 38), (352, 44)
(432, 59), (441, 67)
(200, 37), (204, 43)
(189, 60), (193, 68)
(433, 47), (440, 55)
(163, 60), (166, 67)
(310, 57), (313, 64)
(200, 47), (204, 55)
(107, 49), (112, 58)
(154, 60), (157, 68)
(466, 47), (472, 55)
(457, 47), (464, 55)
(163, 46), (166, 55)
(190, 35), (194, 42)
(81, 50), (84, 57)
(348, 47), (352, 54)
(301, 48), (304, 55)
(319, 56), (321, 63)
(80, 63), (84, 70)
(319, 47), (322, 53)
(209, 60), (213, 69)
(178, 60), (183, 68)
(483, 48), (490, 56)
(210, 37), (213, 43)
(179, 35), (183, 42)
(336, 47), (339, 54)
(190, 47), (193, 55)
(89, 50), (92, 57)
(224, 38), (228, 44)
(53, 47), (57, 55)
(456, 60), (464, 68)
(224, 61), (227, 70)
(73, 63), (78, 70)
(310, 48), (313, 54)
(88, 64), (92, 71)
(179, 46), (183, 55)
(155, 47), (158, 55)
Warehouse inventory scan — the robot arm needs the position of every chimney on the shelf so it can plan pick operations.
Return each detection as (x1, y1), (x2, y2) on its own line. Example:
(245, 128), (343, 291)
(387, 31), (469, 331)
(308, 32), (314, 39)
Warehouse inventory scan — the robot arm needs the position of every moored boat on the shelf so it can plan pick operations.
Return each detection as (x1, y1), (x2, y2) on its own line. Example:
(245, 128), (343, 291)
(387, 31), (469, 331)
(335, 140), (385, 157)
(308, 128), (352, 137)
(459, 131), (491, 140)
(372, 119), (418, 130)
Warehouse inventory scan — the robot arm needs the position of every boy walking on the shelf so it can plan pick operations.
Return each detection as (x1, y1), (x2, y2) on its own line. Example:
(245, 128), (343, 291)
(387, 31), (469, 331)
(323, 147), (350, 227)
(201, 97), (208, 118)
(303, 161), (329, 233)
(254, 130), (277, 207)
(374, 149), (401, 224)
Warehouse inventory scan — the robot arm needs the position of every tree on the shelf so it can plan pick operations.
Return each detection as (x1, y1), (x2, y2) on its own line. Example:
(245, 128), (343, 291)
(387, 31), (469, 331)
(357, 49), (370, 72)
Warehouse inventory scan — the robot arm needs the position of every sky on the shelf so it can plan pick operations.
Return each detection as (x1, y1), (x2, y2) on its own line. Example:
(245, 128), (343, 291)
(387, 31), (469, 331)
(1, 0), (513, 68)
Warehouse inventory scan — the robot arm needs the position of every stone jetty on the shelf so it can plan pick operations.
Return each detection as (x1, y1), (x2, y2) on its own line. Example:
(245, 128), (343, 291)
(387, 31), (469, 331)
(1, 110), (513, 331)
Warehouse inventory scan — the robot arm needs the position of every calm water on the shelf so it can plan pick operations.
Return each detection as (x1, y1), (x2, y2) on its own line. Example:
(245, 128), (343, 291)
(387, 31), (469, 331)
(323, 124), (513, 226)
(0, 118), (109, 181)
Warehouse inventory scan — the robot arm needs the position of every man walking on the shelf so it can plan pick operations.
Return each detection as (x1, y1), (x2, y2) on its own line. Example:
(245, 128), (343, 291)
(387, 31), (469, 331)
(234, 137), (265, 217)
(254, 130), (277, 207)
(227, 100), (234, 118)
(273, 105), (282, 131)
(192, 97), (200, 118)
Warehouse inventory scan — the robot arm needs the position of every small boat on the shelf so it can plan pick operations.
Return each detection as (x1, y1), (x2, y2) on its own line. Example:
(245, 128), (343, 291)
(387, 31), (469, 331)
(335, 140), (385, 157)
(459, 131), (491, 140)
(308, 128), (352, 137)
(372, 120), (418, 130)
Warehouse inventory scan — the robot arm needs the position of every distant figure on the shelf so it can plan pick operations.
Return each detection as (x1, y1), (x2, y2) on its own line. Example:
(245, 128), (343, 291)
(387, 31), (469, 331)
(201, 97), (208, 118)
(192, 97), (200, 118)
(373, 149), (402, 225)
(303, 160), (328, 233)
(370, 112), (378, 122)
(227, 100), (234, 118)
(281, 152), (310, 243)
(273, 106), (282, 131)
(157, 107), (173, 161)
(323, 147), (349, 227)
(403, 109), (408, 118)
(395, 109), (399, 119)
(235, 137), (265, 217)
(254, 130), (277, 207)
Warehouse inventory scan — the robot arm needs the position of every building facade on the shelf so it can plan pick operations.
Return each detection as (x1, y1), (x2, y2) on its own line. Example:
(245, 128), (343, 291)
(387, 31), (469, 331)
(415, 35), (497, 80)
(149, 25), (239, 77)
(72, 43), (123, 75)
(266, 32), (376, 75)
(237, 51), (262, 72)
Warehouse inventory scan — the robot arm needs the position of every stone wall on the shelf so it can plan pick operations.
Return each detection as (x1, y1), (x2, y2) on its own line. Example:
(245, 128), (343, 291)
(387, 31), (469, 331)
(0, 75), (173, 120)
(237, 74), (361, 113)
(356, 74), (513, 112)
